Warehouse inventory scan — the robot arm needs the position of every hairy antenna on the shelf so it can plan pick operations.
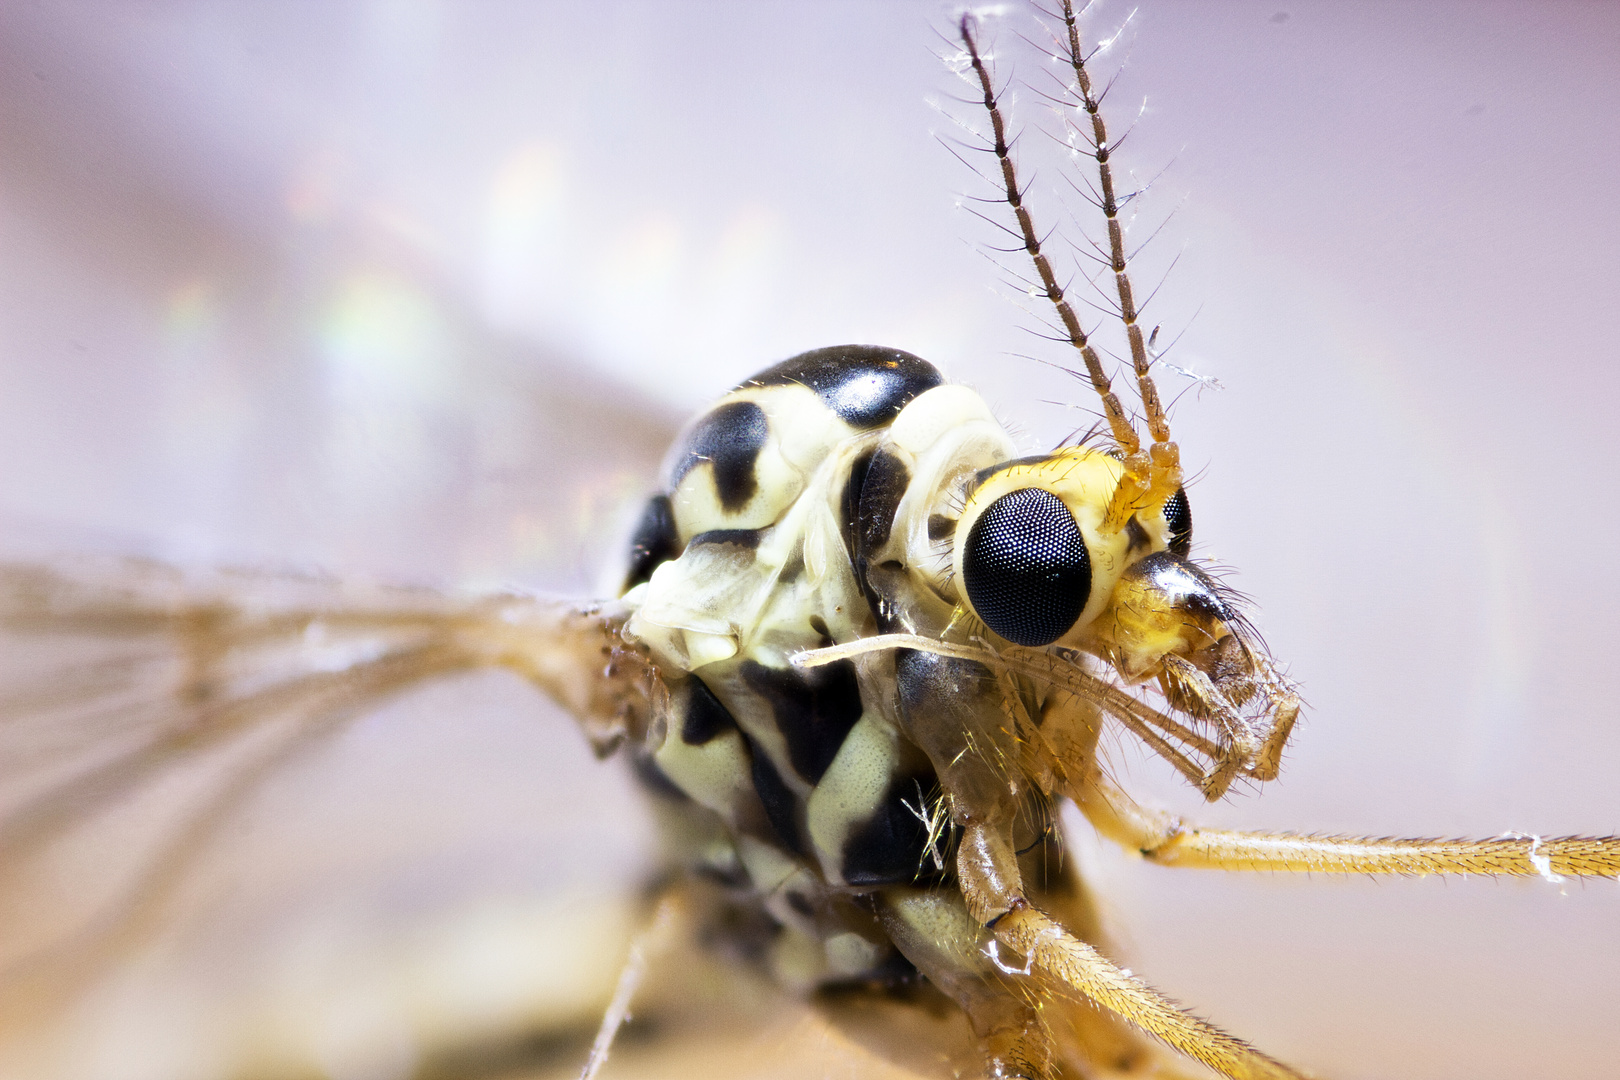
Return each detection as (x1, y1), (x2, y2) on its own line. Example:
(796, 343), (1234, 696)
(1052, 0), (1182, 495)
(1053, 2), (1169, 445)
(958, 9), (1182, 533)
(957, 13), (1140, 461)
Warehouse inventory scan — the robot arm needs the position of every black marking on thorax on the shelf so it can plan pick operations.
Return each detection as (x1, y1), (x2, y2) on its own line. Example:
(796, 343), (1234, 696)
(682, 675), (741, 744)
(739, 658), (864, 784)
(671, 399), (769, 512)
(855, 449), (910, 555)
(689, 528), (762, 550)
(746, 736), (808, 857)
(841, 771), (955, 887)
(623, 494), (681, 590)
(839, 448), (876, 554)
(850, 449), (913, 632)
(839, 449), (878, 617)
(741, 345), (943, 429)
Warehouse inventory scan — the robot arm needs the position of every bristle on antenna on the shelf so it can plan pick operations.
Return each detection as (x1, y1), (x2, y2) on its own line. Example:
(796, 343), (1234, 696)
(958, 4), (1183, 531)
(1052, 0), (1182, 500)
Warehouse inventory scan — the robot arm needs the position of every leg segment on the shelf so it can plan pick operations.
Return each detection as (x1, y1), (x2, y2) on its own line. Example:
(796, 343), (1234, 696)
(579, 890), (681, 1080)
(895, 649), (1306, 1079)
(877, 888), (1049, 1080)
(1076, 769), (1620, 878)
(957, 820), (1307, 1080)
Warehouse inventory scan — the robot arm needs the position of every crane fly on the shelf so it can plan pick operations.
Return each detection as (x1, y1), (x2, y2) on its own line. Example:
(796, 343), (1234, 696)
(0, 3), (1617, 1079)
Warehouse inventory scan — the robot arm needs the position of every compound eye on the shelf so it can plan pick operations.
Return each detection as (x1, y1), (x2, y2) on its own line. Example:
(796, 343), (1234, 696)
(962, 487), (1091, 647)
(1164, 486), (1192, 557)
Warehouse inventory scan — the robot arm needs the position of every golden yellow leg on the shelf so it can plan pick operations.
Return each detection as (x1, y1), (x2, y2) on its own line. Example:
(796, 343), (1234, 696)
(1077, 770), (1620, 878)
(955, 820), (1308, 1080)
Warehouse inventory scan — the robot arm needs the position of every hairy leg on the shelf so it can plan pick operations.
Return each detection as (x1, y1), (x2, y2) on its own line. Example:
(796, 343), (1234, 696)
(1075, 769), (1620, 878)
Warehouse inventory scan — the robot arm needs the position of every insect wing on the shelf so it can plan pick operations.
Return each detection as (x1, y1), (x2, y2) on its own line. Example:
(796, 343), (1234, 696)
(0, 4), (1617, 1080)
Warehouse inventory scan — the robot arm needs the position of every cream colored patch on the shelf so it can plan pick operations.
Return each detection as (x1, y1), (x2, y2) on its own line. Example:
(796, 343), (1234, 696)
(666, 384), (848, 537)
(652, 727), (754, 824)
(736, 835), (803, 896)
(823, 931), (885, 978)
(885, 887), (985, 966)
(805, 713), (900, 884)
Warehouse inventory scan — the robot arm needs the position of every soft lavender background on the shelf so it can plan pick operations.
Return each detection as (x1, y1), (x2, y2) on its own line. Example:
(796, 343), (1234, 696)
(0, 2), (1616, 1079)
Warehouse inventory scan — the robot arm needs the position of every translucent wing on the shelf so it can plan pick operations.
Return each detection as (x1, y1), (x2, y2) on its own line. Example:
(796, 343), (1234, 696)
(0, 5), (1617, 1080)
(0, 560), (668, 1077)
(0, 570), (959, 1078)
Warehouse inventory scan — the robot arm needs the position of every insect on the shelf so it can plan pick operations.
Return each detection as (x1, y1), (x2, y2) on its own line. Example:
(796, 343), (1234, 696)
(0, 3), (1617, 1080)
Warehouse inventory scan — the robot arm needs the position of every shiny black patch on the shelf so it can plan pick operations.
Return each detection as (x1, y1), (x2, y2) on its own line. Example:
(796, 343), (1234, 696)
(623, 494), (681, 591)
(1165, 486), (1193, 556)
(688, 528), (761, 549)
(839, 448), (876, 555)
(742, 345), (943, 429)
(682, 675), (740, 745)
(842, 773), (954, 886)
(851, 450), (913, 630)
(855, 450), (911, 557)
(926, 514), (955, 542)
(740, 659), (864, 784)
(671, 400), (768, 512)
(746, 736), (807, 856)
(1130, 551), (1232, 623)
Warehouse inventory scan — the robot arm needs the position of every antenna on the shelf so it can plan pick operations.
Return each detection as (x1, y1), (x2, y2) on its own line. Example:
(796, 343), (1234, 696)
(958, 5), (1183, 530)
(1052, 0), (1183, 504)
(957, 12), (1140, 461)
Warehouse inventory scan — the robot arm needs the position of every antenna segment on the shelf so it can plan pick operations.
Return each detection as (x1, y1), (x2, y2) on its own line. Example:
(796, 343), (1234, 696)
(1054, 1), (1182, 503)
(958, 4), (1184, 530)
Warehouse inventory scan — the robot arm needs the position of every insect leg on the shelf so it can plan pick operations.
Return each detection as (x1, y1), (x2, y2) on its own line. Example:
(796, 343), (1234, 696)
(1246, 689), (1300, 784)
(578, 889), (680, 1080)
(1016, 829), (1214, 1079)
(893, 650), (1303, 1079)
(956, 820), (1306, 1080)
(1156, 652), (1301, 797)
(1076, 768), (1620, 877)
(875, 887), (1050, 1080)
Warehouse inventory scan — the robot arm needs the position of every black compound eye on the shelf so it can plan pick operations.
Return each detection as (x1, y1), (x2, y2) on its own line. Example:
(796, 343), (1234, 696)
(1164, 487), (1192, 557)
(962, 487), (1091, 647)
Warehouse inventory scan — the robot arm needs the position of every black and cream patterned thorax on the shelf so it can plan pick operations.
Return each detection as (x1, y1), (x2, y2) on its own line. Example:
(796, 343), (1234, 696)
(615, 343), (1229, 986)
(623, 348), (955, 905)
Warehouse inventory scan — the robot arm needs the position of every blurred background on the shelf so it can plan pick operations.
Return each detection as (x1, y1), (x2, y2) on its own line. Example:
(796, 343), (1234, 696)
(0, 2), (1616, 1078)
